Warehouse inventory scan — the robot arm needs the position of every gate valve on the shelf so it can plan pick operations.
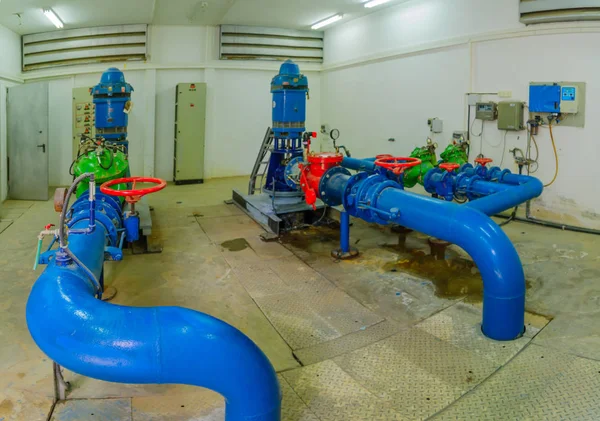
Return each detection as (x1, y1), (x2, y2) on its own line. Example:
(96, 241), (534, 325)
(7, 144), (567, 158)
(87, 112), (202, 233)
(475, 157), (493, 167)
(100, 177), (167, 213)
(439, 163), (460, 173)
(374, 156), (422, 176)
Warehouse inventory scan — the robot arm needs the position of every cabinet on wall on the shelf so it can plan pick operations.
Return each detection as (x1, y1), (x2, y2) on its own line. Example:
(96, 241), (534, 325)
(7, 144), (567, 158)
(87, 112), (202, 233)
(174, 83), (206, 185)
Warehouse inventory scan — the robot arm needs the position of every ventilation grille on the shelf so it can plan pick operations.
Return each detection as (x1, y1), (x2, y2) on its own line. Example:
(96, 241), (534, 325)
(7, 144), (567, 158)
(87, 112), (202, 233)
(22, 24), (148, 71)
(220, 25), (323, 63)
(520, 0), (600, 24)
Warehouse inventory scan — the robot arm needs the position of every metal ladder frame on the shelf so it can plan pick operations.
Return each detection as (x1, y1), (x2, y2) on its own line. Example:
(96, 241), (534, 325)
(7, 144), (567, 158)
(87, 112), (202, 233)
(248, 127), (274, 195)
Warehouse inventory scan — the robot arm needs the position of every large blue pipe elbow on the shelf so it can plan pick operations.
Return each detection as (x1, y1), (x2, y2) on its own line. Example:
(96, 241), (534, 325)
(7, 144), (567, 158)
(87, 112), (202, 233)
(375, 189), (526, 340)
(26, 221), (281, 420)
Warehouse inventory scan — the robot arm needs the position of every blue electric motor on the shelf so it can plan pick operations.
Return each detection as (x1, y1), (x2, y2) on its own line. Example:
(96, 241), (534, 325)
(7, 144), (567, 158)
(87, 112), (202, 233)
(93, 68), (134, 148)
(265, 60), (310, 195)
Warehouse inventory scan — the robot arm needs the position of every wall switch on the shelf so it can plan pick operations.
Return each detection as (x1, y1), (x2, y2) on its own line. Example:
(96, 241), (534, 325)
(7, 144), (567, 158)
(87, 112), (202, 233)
(498, 90), (512, 98)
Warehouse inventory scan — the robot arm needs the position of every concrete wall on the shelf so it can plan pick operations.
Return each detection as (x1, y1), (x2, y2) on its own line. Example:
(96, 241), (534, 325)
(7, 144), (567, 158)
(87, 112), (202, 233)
(0, 24), (23, 202)
(322, 0), (600, 230)
(26, 25), (321, 186)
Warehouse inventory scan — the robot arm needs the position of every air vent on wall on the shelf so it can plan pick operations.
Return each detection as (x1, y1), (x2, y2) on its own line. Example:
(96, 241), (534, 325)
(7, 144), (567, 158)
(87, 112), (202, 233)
(520, 0), (600, 24)
(220, 25), (323, 63)
(22, 24), (148, 71)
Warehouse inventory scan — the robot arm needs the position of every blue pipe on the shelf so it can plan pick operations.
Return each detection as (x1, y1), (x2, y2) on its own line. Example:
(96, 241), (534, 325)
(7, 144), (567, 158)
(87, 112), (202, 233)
(27, 224), (281, 419)
(321, 169), (528, 340)
(340, 211), (350, 253)
(465, 173), (543, 216)
(342, 157), (377, 173)
(374, 188), (525, 340)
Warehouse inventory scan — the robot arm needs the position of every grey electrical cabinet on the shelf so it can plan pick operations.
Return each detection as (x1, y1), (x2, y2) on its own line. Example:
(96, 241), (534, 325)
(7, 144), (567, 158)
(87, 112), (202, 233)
(174, 83), (206, 185)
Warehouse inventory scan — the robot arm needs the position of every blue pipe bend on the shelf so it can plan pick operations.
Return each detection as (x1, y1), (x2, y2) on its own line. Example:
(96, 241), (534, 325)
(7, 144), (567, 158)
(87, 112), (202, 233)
(375, 188), (526, 341)
(26, 221), (281, 421)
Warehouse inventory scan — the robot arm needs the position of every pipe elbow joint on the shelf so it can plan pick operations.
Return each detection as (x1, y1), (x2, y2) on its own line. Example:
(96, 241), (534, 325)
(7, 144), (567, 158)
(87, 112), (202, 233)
(27, 265), (281, 421)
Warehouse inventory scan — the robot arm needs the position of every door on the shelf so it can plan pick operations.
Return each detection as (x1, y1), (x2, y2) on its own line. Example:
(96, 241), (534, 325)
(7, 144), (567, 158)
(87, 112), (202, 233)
(7, 82), (49, 200)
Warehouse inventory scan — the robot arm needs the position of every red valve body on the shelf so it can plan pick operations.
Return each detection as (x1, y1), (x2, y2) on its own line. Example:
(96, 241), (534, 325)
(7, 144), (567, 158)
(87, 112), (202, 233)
(299, 152), (344, 209)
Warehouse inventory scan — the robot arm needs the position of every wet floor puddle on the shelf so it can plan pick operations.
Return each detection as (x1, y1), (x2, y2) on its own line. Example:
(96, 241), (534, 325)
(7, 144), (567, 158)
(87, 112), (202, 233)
(220, 238), (251, 252)
(383, 249), (532, 302)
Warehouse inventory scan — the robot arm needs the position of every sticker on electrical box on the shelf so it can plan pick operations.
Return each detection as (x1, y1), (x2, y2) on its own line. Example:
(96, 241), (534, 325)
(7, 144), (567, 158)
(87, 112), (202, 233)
(273, 101), (276, 108)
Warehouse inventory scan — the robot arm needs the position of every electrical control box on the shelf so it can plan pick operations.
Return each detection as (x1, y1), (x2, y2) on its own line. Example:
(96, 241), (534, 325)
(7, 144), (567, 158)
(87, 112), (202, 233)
(174, 83), (206, 185)
(475, 102), (498, 121)
(497, 101), (525, 131)
(529, 84), (561, 113)
(452, 131), (468, 144)
(529, 83), (582, 114)
(428, 118), (443, 133)
(72, 87), (95, 159)
(560, 85), (579, 114)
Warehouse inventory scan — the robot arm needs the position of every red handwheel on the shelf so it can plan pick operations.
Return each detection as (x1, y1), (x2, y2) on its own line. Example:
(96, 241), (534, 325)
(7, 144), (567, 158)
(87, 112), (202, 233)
(439, 163), (460, 173)
(374, 156), (422, 175)
(475, 157), (493, 167)
(101, 177), (167, 204)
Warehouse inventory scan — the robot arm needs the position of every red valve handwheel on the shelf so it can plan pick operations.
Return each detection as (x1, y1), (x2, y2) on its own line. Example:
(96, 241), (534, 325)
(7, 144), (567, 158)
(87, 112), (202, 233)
(100, 177), (167, 204)
(475, 157), (493, 166)
(439, 163), (460, 172)
(374, 156), (422, 175)
(375, 154), (393, 160)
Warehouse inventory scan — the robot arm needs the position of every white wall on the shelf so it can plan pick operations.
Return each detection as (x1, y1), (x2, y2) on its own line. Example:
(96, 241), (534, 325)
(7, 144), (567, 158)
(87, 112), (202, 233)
(36, 25), (322, 186)
(322, 0), (600, 230)
(0, 24), (23, 202)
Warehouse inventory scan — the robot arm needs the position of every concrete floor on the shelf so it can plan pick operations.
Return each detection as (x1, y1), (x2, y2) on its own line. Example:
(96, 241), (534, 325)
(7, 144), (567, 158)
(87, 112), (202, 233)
(0, 176), (599, 420)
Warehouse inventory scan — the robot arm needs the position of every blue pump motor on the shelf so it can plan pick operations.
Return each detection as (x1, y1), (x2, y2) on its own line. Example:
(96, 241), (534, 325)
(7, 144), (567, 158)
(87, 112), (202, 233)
(271, 60), (308, 140)
(93, 68), (134, 145)
(265, 61), (310, 195)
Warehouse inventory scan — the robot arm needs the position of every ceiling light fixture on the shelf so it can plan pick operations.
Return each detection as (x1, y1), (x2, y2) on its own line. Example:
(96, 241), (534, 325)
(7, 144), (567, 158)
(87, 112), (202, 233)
(311, 14), (343, 30)
(364, 0), (392, 8)
(43, 8), (64, 29)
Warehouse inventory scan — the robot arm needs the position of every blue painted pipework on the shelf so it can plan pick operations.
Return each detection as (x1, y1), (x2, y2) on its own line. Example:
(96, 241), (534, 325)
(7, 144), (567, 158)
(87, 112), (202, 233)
(424, 165), (544, 215)
(325, 160), (544, 341)
(27, 184), (281, 420)
(93, 68), (134, 147)
(265, 60), (309, 194)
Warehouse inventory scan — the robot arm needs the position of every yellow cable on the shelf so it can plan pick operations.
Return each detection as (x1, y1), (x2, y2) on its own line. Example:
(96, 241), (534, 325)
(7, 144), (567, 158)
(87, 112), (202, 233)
(545, 123), (559, 187)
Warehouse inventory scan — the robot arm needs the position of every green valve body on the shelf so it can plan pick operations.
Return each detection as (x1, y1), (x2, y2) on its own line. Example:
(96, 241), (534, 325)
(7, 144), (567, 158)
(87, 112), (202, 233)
(73, 149), (129, 199)
(440, 144), (469, 167)
(404, 146), (437, 188)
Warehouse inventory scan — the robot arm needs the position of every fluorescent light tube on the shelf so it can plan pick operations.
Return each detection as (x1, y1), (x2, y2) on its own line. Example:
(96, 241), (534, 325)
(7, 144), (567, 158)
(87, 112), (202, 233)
(365, 0), (392, 8)
(311, 14), (343, 30)
(43, 9), (64, 29)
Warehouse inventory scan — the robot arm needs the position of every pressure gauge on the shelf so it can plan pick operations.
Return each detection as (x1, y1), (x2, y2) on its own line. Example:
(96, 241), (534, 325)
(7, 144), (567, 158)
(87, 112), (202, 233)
(330, 129), (340, 141)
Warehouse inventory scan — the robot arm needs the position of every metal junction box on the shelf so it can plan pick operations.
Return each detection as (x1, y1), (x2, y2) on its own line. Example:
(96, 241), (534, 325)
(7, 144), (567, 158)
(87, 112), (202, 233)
(497, 101), (525, 131)
(72, 87), (95, 158)
(475, 102), (498, 121)
(174, 83), (206, 185)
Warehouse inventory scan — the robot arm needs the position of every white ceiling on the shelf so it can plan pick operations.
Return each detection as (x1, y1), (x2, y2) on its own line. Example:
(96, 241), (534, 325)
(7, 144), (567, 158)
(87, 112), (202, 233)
(0, 0), (407, 35)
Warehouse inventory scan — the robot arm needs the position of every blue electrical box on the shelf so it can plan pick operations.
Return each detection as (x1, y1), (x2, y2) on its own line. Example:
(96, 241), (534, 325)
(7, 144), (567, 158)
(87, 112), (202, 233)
(529, 85), (561, 113)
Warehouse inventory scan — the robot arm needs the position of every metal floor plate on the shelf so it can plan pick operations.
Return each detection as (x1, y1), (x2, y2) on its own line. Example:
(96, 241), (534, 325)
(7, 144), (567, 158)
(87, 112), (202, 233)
(294, 319), (405, 365)
(283, 360), (405, 421)
(434, 344), (600, 420)
(229, 257), (383, 350)
(416, 302), (533, 366)
(333, 328), (501, 420)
